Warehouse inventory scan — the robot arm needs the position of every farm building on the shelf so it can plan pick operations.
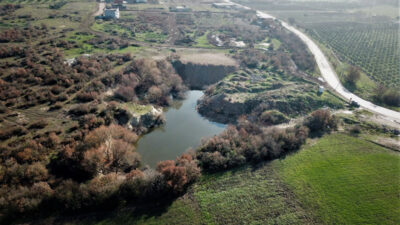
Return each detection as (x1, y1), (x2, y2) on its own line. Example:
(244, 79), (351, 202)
(104, 8), (120, 19)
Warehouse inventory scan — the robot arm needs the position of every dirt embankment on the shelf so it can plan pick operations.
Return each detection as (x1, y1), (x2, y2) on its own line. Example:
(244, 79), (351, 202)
(172, 53), (238, 89)
(114, 106), (165, 135)
(173, 61), (237, 89)
(197, 93), (260, 124)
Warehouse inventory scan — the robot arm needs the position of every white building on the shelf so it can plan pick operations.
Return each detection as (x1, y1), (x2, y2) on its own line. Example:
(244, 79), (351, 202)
(104, 8), (120, 19)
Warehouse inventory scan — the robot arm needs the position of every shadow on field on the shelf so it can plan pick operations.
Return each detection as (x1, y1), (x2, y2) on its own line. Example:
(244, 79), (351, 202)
(25, 196), (181, 225)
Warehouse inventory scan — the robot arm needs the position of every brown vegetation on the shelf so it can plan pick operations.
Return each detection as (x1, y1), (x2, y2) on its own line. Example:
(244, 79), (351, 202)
(269, 23), (316, 72)
(157, 154), (200, 193)
(114, 58), (186, 105)
(303, 109), (338, 133)
(197, 117), (309, 172)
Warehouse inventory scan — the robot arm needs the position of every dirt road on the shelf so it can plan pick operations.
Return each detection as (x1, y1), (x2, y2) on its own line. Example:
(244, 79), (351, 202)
(226, 0), (400, 123)
(94, 2), (105, 17)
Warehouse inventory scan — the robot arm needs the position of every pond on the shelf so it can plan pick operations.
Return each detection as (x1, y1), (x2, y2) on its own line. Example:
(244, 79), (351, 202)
(136, 90), (226, 167)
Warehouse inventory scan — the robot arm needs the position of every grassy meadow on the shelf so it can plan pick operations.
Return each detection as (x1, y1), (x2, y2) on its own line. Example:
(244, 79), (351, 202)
(278, 134), (400, 224)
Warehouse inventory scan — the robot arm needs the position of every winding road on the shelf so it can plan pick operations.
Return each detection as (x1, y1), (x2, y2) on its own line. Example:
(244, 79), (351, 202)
(226, 0), (400, 122)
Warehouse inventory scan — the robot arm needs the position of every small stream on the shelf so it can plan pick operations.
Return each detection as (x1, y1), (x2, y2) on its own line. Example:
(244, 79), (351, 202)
(136, 90), (226, 167)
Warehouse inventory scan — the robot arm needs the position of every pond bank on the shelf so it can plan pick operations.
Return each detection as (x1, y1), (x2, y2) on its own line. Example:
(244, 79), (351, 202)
(136, 90), (226, 167)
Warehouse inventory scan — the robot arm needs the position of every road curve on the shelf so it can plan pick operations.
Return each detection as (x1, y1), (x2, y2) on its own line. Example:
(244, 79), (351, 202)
(226, 0), (400, 122)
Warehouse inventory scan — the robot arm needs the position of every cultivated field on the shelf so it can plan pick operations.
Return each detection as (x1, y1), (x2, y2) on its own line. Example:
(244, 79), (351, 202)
(307, 22), (399, 89)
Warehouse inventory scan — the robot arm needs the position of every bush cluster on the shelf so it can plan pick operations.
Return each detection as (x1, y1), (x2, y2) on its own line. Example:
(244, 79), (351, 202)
(303, 109), (338, 133)
(197, 109), (337, 172)
(374, 84), (400, 107)
(114, 58), (186, 106)
(0, 26), (47, 43)
(269, 25), (316, 72)
(197, 121), (309, 172)
(259, 110), (290, 125)
(0, 125), (201, 222)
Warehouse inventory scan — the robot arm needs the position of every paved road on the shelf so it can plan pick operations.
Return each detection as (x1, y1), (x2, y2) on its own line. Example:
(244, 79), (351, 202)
(226, 0), (400, 122)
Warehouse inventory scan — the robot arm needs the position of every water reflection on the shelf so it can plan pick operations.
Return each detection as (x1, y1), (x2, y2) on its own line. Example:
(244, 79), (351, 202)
(136, 90), (226, 167)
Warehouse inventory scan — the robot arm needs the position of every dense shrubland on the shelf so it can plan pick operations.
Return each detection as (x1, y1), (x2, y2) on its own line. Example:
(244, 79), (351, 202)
(268, 23), (316, 72)
(0, 108), (337, 222)
(228, 18), (316, 75)
(50, 125), (140, 181)
(0, 40), (188, 222)
(0, 47), (117, 109)
(197, 119), (308, 172)
(0, 42), (185, 138)
(304, 109), (338, 133)
(114, 58), (186, 105)
(197, 109), (337, 172)
(0, 4), (21, 15)
(0, 26), (48, 43)
(373, 84), (400, 107)
(0, 124), (201, 222)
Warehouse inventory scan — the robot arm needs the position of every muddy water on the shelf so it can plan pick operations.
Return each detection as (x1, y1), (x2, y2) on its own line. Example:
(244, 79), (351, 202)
(136, 90), (226, 167)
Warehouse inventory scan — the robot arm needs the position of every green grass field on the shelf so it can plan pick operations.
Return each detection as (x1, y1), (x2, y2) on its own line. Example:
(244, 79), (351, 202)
(78, 133), (399, 225)
(194, 32), (213, 48)
(277, 134), (400, 224)
(91, 22), (134, 38)
(81, 163), (312, 225)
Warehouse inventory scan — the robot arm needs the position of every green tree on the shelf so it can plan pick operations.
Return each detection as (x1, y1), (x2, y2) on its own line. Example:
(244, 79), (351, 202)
(346, 66), (361, 86)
